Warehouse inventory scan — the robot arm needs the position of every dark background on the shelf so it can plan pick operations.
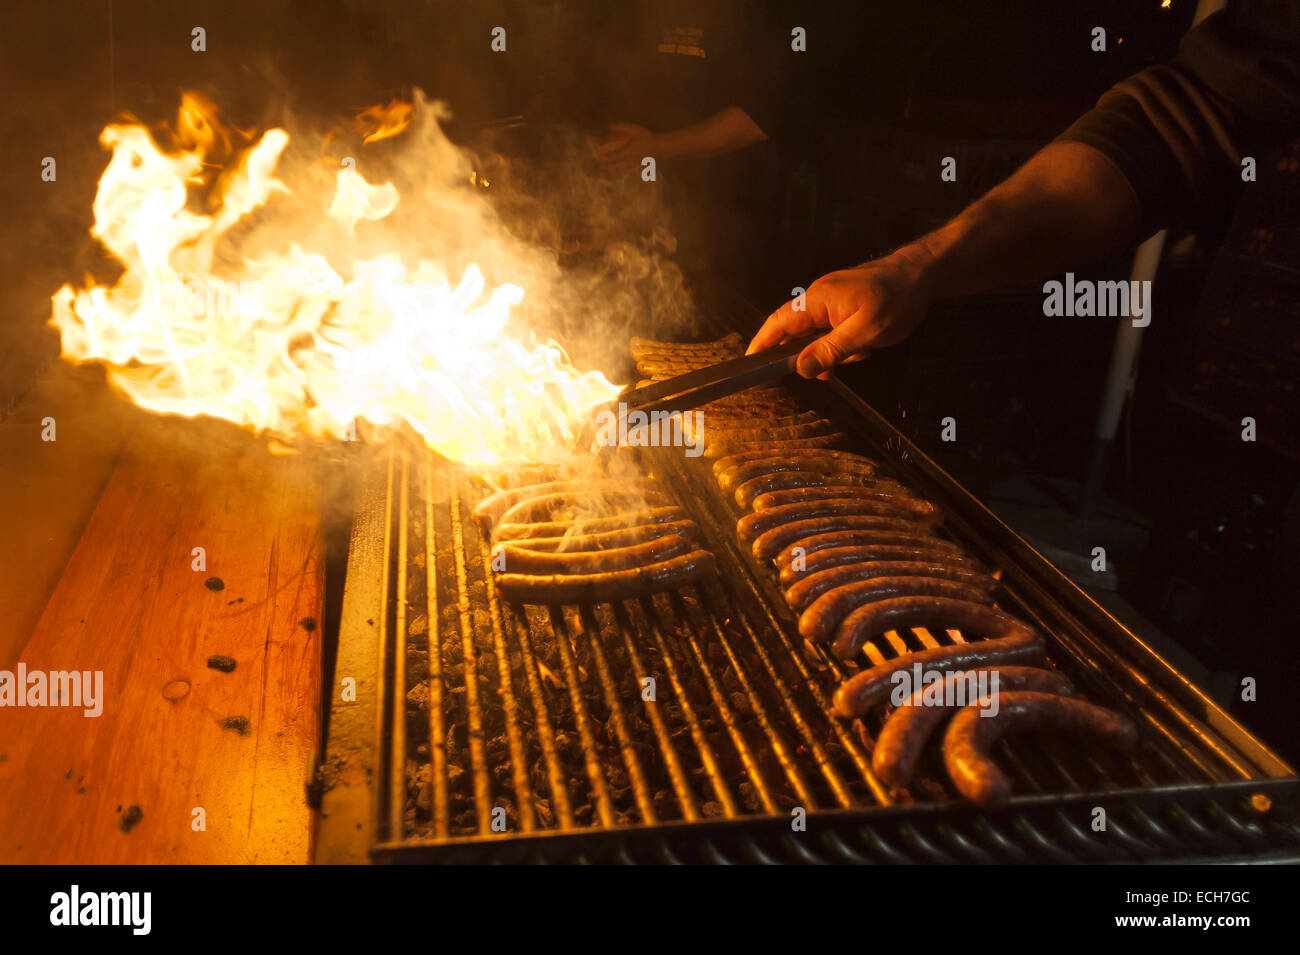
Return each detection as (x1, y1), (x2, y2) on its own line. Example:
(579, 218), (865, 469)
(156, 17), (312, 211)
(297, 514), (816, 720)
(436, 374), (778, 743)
(0, 0), (1295, 760)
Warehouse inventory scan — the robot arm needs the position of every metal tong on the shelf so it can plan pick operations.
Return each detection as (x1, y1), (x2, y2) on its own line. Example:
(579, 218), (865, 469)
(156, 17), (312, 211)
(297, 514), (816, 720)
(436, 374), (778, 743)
(575, 336), (814, 455)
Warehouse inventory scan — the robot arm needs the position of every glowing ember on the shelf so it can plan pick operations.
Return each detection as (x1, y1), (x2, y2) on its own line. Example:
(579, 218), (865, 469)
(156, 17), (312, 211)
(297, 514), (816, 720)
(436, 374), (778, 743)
(48, 93), (620, 465)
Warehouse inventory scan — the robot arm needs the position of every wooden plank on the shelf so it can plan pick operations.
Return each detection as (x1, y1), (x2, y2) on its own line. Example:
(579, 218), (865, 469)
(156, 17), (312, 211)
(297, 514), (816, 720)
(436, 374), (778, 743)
(0, 363), (136, 667)
(0, 414), (323, 863)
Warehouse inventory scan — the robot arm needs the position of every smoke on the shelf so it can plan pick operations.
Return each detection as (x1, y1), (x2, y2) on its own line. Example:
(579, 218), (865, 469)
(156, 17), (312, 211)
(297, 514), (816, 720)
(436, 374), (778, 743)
(297, 90), (701, 378)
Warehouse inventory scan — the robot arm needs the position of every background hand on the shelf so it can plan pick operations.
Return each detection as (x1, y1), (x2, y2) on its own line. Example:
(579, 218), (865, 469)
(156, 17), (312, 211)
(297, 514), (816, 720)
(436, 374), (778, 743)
(590, 123), (659, 168)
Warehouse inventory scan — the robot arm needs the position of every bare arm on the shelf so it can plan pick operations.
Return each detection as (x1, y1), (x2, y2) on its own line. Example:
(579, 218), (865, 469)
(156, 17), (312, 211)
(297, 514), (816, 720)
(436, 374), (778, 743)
(749, 141), (1144, 378)
(912, 141), (1141, 299)
(592, 107), (768, 167)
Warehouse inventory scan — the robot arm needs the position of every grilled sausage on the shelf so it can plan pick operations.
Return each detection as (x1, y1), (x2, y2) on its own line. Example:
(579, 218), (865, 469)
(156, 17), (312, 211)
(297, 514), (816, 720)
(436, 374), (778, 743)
(702, 419), (838, 451)
(474, 466), (571, 491)
(831, 602), (1046, 717)
(755, 486), (937, 521)
(701, 391), (800, 409)
(630, 333), (742, 356)
(787, 560), (995, 613)
(779, 544), (981, 586)
(834, 592), (1037, 663)
(713, 447), (880, 478)
(739, 498), (929, 547)
(701, 403), (806, 421)
(752, 482), (925, 510)
(749, 478), (913, 509)
(872, 667), (1075, 789)
(733, 471), (828, 508)
(752, 514), (922, 561)
(493, 533), (693, 575)
(472, 478), (658, 529)
(696, 410), (826, 433)
(774, 529), (962, 571)
(638, 360), (720, 376)
(497, 489), (672, 526)
(495, 506), (688, 541)
(494, 549), (717, 604)
(719, 454), (877, 493)
(942, 692), (1138, 807)
(703, 432), (845, 459)
(634, 350), (741, 364)
(509, 520), (700, 552)
(800, 576), (996, 643)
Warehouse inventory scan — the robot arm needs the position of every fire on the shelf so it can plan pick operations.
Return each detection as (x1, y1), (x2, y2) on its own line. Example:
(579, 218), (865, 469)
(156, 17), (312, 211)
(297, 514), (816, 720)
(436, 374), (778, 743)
(49, 93), (620, 465)
(356, 99), (415, 144)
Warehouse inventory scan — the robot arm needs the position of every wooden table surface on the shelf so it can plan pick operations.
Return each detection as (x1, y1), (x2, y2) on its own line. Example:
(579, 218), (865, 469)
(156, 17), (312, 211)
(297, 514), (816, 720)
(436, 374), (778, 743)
(0, 397), (325, 864)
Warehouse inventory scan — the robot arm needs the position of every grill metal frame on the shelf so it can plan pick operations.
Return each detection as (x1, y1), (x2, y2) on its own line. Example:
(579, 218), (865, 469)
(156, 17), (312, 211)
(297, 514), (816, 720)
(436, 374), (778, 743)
(315, 290), (1298, 865)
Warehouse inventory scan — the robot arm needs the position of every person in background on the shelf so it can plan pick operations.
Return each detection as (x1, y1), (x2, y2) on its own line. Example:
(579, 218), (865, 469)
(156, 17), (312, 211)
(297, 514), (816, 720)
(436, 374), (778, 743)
(580, 0), (787, 288)
(748, 0), (1300, 377)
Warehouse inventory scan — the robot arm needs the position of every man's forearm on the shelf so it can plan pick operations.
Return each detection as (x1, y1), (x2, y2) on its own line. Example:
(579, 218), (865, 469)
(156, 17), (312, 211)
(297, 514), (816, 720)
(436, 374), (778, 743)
(656, 107), (768, 161)
(901, 142), (1145, 300)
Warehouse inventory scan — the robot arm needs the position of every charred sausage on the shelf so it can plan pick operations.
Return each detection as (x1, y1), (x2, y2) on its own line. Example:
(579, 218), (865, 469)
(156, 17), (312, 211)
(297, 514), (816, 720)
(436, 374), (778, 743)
(749, 479), (915, 509)
(739, 498), (931, 547)
(872, 667), (1075, 789)
(788, 559), (994, 613)
(703, 432), (845, 459)
(713, 447), (879, 478)
(942, 691), (1138, 807)
(754, 486), (937, 521)
(779, 544), (980, 586)
(751, 514), (922, 561)
(702, 418), (838, 450)
(799, 575), (996, 642)
(494, 549), (717, 604)
(719, 454), (877, 493)
(733, 471), (828, 508)
(774, 529), (962, 571)
(834, 594), (1039, 663)
(830, 601), (1046, 717)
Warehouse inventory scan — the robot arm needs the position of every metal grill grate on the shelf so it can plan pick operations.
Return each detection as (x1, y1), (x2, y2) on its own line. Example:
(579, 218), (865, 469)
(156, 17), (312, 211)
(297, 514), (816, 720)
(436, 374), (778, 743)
(317, 288), (1300, 864)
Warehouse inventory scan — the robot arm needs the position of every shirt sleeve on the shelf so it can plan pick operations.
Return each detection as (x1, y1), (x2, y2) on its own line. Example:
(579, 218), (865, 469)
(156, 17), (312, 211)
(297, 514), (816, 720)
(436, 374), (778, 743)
(1055, 1), (1300, 234)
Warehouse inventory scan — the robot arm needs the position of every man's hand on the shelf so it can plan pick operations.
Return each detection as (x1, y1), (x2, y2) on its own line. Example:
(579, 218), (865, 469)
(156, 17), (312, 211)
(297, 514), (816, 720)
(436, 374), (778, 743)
(747, 249), (937, 379)
(590, 123), (660, 168)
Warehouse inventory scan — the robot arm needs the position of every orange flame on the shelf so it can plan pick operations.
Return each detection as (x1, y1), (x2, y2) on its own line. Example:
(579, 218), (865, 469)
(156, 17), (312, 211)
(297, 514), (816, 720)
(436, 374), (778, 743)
(356, 99), (415, 144)
(48, 94), (620, 465)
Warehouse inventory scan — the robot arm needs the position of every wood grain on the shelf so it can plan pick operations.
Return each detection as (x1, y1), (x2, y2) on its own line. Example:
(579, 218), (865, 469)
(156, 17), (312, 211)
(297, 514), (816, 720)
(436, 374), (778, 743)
(0, 414), (324, 863)
(0, 364), (136, 667)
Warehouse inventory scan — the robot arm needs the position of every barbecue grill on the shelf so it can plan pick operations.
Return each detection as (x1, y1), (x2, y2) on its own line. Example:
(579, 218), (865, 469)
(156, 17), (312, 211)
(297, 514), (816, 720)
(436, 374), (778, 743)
(315, 286), (1300, 864)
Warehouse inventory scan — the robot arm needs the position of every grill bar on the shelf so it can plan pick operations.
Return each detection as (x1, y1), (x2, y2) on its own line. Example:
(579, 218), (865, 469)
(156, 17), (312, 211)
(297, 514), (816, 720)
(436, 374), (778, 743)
(388, 452), (410, 833)
(422, 453), (450, 839)
(447, 483), (493, 834)
(466, 482), (538, 834)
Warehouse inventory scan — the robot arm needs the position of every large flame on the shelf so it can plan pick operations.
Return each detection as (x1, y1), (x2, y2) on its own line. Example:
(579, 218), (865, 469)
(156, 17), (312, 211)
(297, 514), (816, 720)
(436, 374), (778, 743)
(49, 93), (620, 465)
